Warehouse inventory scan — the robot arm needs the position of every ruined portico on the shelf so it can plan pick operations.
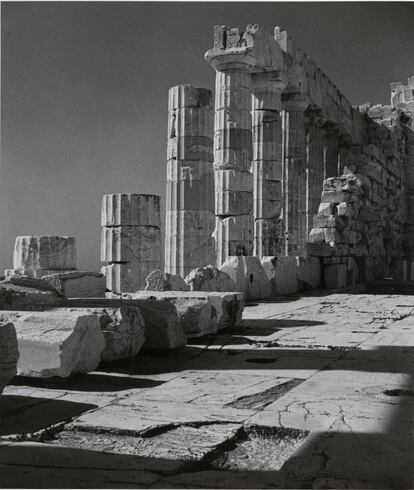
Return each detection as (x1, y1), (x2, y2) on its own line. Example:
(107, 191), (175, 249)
(165, 24), (414, 287)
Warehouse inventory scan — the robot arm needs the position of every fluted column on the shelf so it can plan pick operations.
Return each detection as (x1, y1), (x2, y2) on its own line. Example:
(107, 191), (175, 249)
(207, 54), (255, 267)
(282, 95), (309, 255)
(251, 72), (286, 258)
(165, 85), (215, 278)
(305, 110), (326, 240)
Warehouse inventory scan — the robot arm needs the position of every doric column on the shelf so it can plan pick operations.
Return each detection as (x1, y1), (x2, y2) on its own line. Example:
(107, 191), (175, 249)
(324, 123), (340, 178)
(164, 85), (215, 278)
(207, 53), (255, 267)
(251, 72), (286, 258)
(282, 94), (309, 255)
(305, 109), (326, 240)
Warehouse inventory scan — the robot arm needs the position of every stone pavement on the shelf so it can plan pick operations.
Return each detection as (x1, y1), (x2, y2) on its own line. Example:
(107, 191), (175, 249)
(1, 290), (413, 489)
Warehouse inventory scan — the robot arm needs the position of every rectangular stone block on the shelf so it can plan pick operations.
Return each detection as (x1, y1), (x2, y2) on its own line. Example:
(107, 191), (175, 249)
(165, 210), (215, 238)
(42, 271), (106, 298)
(321, 190), (352, 204)
(102, 262), (160, 293)
(306, 242), (335, 257)
(101, 194), (160, 227)
(168, 106), (213, 139)
(216, 191), (253, 216)
(167, 136), (213, 162)
(13, 236), (76, 271)
(215, 169), (252, 192)
(166, 175), (214, 212)
(0, 322), (18, 394)
(168, 85), (213, 111)
(0, 310), (105, 378)
(101, 226), (162, 263)
(166, 160), (214, 181)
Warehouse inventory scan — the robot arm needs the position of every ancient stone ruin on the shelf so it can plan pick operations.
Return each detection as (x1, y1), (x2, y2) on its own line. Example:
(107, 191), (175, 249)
(165, 24), (414, 291)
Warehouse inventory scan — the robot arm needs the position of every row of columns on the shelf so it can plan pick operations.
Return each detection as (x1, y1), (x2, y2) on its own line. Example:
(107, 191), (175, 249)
(165, 60), (350, 274)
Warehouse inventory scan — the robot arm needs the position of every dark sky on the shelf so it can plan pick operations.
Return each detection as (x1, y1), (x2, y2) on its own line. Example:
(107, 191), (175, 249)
(1, 2), (413, 272)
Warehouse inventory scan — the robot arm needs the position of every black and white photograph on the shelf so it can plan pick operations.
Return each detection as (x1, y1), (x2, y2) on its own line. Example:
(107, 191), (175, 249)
(1, 1), (413, 488)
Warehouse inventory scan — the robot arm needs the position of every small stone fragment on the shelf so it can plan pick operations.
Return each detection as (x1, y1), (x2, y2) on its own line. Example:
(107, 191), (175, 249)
(145, 269), (189, 292)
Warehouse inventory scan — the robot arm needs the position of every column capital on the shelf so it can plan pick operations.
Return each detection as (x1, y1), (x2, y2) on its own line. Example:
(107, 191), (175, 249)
(282, 93), (309, 112)
(251, 70), (288, 93)
(205, 49), (256, 72)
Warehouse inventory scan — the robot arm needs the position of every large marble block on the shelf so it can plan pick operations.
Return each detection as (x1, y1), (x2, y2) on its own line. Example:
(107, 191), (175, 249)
(0, 310), (105, 377)
(42, 271), (106, 298)
(101, 194), (160, 227)
(220, 256), (271, 300)
(0, 322), (19, 393)
(172, 297), (217, 338)
(101, 226), (162, 263)
(297, 256), (321, 289)
(0, 279), (60, 310)
(13, 236), (76, 271)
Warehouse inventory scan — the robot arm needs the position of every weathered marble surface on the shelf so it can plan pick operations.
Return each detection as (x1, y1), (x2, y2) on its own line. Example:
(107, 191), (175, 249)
(0, 322), (19, 393)
(101, 194), (161, 227)
(13, 236), (77, 271)
(145, 269), (189, 292)
(185, 265), (236, 292)
(77, 307), (145, 362)
(0, 279), (60, 310)
(0, 310), (104, 377)
(261, 256), (298, 296)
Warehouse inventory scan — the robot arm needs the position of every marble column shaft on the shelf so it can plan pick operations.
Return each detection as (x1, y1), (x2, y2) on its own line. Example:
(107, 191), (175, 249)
(212, 62), (254, 266)
(324, 123), (340, 179)
(164, 85), (215, 278)
(282, 96), (308, 255)
(251, 72), (285, 258)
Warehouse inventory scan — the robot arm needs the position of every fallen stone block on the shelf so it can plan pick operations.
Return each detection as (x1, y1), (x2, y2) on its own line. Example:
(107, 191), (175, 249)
(0, 322), (19, 393)
(75, 307), (145, 362)
(145, 269), (189, 292)
(220, 256), (271, 300)
(185, 265), (236, 292)
(42, 271), (106, 298)
(0, 310), (105, 377)
(4, 268), (70, 279)
(297, 257), (321, 290)
(0, 280), (60, 310)
(261, 256), (298, 296)
(13, 236), (77, 271)
(171, 297), (217, 337)
(124, 291), (244, 331)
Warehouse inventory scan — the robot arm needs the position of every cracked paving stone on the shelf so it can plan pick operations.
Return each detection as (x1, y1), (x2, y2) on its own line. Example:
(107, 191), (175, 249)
(52, 423), (241, 463)
(69, 400), (254, 435)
